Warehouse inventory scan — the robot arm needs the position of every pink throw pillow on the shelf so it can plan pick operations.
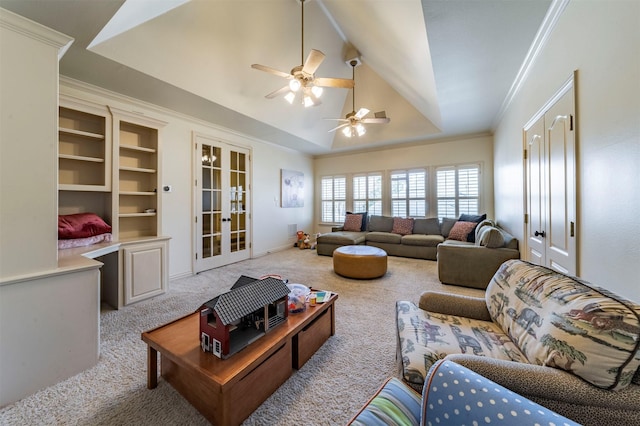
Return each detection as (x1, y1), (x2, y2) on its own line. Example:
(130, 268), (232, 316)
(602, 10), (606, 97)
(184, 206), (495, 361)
(392, 217), (414, 235)
(448, 221), (477, 241)
(343, 214), (363, 232)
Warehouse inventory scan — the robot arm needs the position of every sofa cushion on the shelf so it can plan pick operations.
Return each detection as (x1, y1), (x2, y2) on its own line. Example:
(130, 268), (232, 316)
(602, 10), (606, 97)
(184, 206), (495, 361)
(412, 218), (440, 235)
(349, 377), (421, 426)
(392, 217), (415, 235)
(440, 218), (457, 237)
(396, 300), (527, 391)
(317, 231), (367, 245)
(487, 259), (640, 391)
(447, 221), (477, 241)
(477, 226), (505, 248)
(343, 214), (363, 232)
(368, 215), (394, 232)
(366, 231), (402, 244)
(401, 234), (444, 247)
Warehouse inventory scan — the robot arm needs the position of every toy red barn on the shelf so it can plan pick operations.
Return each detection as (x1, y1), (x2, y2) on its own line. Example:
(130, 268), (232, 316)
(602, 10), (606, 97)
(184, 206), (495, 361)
(199, 276), (290, 359)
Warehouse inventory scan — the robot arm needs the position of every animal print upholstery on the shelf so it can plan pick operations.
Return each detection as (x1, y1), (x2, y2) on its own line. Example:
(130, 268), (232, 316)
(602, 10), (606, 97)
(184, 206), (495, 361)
(395, 300), (526, 391)
(487, 259), (640, 391)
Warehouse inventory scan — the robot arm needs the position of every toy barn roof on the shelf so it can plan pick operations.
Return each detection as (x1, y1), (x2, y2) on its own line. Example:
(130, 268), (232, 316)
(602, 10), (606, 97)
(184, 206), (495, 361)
(204, 277), (290, 325)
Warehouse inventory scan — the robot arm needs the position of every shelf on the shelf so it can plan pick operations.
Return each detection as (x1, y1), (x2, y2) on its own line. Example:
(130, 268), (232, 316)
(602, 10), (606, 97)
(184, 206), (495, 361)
(59, 154), (105, 163)
(59, 127), (105, 140)
(119, 213), (157, 218)
(120, 191), (156, 196)
(59, 184), (110, 192)
(120, 166), (156, 174)
(120, 144), (156, 153)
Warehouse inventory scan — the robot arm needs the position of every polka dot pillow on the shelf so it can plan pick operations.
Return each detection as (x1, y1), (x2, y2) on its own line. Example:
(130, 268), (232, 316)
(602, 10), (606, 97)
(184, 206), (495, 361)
(422, 360), (580, 426)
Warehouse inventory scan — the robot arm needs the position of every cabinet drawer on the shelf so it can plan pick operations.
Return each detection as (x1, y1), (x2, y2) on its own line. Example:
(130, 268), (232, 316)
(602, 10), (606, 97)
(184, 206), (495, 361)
(293, 305), (332, 369)
(226, 339), (292, 425)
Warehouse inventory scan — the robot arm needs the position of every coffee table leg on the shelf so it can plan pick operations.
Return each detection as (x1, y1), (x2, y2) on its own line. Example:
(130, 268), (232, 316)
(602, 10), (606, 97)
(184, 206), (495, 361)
(147, 346), (158, 389)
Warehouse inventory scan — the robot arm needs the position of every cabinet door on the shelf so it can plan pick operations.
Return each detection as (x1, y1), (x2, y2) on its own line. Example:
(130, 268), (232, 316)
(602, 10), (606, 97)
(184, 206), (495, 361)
(122, 240), (168, 305)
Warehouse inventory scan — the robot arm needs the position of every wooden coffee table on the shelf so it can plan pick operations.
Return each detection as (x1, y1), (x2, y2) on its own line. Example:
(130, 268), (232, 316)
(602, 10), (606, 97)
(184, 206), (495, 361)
(142, 292), (337, 425)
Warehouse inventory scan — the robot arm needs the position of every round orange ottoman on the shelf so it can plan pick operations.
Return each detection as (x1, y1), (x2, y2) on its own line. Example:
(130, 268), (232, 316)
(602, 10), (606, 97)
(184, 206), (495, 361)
(333, 245), (387, 279)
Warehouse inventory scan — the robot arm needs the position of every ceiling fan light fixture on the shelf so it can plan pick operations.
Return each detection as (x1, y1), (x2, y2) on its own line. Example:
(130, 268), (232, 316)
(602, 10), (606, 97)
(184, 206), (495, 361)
(289, 79), (301, 92)
(342, 126), (352, 138)
(303, 95), (314, 108)
(284, 92), (296, 104)
(355, 123), (366, 136)
(311, 85), (323, 98)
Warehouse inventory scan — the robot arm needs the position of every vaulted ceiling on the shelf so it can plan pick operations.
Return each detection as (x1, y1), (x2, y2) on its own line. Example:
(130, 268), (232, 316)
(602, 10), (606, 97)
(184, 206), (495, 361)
(1, 0), (551, 155)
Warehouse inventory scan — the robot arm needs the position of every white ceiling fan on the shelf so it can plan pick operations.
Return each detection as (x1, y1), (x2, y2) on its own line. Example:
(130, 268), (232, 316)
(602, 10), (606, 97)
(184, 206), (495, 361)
(327, 60), (391, 137)
(251, 0), (354, 107)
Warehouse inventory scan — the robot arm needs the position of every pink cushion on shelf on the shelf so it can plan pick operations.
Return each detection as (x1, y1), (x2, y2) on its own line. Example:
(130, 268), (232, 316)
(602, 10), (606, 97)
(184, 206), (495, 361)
(392, 217), (414, 235)
(447, 221), (477, 241)
(343, 213), (364, 232)
(58, 212), (112, 239)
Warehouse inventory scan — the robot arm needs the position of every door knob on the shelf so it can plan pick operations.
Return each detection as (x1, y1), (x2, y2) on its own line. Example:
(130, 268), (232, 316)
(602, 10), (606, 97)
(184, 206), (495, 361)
(534, 230), (546, 237)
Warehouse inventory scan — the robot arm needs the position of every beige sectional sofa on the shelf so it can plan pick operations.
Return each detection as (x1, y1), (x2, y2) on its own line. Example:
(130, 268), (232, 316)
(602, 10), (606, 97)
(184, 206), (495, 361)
(317, 216), (520, 289)
(316, 215), (444, 259)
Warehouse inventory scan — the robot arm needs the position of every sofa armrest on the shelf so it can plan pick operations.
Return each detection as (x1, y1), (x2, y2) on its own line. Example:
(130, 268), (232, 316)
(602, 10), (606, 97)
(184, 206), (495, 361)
(445, 354), (640, 419)
(437, 243), (520, 289)
(418, 291), (491, 321)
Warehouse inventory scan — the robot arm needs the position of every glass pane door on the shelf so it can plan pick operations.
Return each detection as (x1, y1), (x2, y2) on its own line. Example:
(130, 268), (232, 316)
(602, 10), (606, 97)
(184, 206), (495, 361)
(195, 134), (251, 273)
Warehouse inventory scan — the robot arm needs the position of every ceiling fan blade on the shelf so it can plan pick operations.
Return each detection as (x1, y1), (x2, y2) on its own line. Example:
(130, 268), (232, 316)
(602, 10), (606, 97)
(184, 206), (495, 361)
(251, 63), (291, 79)
(362, 117), (391, 124)
(323, 118), (349, 122)
(302, 49), (325, 75)
(328, 123), (350, 133)
(355, 108), (370, 120)
(314, 77), (355, 89)
(265, 85), (290, 99)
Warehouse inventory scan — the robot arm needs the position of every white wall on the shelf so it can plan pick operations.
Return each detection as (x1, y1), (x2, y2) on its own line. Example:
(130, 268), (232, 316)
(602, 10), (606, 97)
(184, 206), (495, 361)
(493, 0), (640, 302)
(61, 80), (314, 279)
(313, 135), (495, 233)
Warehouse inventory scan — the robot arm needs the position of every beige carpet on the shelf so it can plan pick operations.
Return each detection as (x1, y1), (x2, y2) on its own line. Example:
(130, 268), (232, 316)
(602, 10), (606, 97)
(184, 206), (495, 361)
(0, 248), (484, 425)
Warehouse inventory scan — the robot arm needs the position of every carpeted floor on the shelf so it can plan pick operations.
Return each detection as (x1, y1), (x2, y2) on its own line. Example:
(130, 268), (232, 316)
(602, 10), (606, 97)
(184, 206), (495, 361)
(0, 248), (484, 425)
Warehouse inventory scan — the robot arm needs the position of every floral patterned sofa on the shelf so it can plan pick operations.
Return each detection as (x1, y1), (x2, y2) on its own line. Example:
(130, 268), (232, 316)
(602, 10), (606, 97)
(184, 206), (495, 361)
(396, 259), (640, 425)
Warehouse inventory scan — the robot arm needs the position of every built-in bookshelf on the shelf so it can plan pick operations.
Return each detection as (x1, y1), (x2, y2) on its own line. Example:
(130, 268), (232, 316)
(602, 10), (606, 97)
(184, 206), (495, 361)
(58, 97), (111, 191)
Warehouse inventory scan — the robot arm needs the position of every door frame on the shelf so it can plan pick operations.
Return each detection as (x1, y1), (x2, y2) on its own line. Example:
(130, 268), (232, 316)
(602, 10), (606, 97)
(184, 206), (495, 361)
(522, 71), (578, 275)
(191, 131), (253, 274)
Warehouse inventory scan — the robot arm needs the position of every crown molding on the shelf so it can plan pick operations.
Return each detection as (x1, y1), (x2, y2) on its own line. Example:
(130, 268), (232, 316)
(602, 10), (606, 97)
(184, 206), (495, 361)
(491, 0), (571, 130)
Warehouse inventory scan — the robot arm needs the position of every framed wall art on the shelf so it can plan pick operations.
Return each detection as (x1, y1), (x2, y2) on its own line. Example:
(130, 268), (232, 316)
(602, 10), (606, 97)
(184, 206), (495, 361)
(281, 169), (304, 208)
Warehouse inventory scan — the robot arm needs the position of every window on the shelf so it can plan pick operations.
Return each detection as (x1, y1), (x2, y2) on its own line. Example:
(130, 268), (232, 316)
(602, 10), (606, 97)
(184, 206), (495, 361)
(353, 173), (382, 215)
(436, 165), (480, 219)
(391, 169), (427, 217)
(321, 176), (346, 223)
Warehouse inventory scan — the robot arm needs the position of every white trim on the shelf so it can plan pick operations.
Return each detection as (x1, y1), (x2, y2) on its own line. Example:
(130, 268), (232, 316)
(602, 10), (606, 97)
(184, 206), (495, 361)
(60, 76), (312, 158)
(492, 0), (571, 130)
(0, 7), (74, 58)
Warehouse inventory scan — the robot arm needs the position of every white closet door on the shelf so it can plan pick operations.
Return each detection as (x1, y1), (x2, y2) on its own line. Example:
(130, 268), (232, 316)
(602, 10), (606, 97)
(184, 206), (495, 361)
(525, 116), (546, 266)
(523, 75), (577, 276)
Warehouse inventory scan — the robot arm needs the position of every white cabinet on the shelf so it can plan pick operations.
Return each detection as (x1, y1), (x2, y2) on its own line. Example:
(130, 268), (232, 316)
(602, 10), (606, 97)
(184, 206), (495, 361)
(121, 238), (169, 306)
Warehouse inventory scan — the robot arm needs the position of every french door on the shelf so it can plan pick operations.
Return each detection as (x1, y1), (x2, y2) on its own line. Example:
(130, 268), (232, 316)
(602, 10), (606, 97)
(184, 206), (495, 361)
(523, 74), (576, 276)
(194, 133), (251, 273)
